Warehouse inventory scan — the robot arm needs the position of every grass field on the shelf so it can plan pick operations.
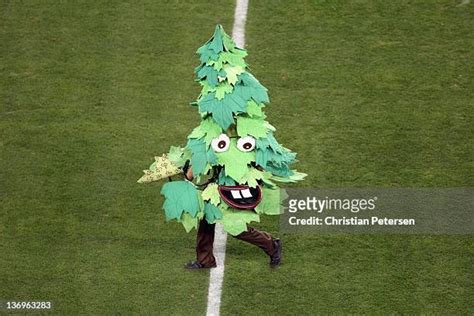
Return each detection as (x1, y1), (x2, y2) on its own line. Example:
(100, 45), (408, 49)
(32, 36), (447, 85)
(1, 0), (473, 315)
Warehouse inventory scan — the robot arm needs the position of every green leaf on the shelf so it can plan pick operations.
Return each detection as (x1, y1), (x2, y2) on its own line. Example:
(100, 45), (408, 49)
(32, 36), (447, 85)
(180, 212), (198, 232)
(201, 183), (220, 205)
(207, 148), (218, 165)
(255, 187), (285, 215)
(196, 25), (234, 67)
(222, 33), (236, 51)
(167, 146), (185, 167)
(188, 126), (205, 139)
(161, 181), (202, 220)
(218, 169), (236, 186)
(208, 25), (224, 53)
(236, 116), (269, 138)
(186, 138), (209, 176)
(256, 149), (296, 177)
(182, 147), (192, 162)
(200, 119), (222, 143)
(246, 100), (266, 118)
(218, 69), (226, 78)
(234, 72), (269, 104)
(256, 131), (283, 153)
(219, 205), (260, 235)
(196, 65), (219, 87)
(208, 58), (224, 71)
(261, 171), (277, 187)
(219, 53), (246, 68)
(188, 117), (223, 147)
(239, 168), (264, 187)
(196, 47), (219, 64)
(271, 171), (307, 183)
(215, 82), (233, 100)
(198, 91), (247, 129)
(264, 121), (276, 132)
(222, 65), (244, 85)
(204, 202), (222, 223)
(200, 80), (216, 96)
(218, 50), (248, 68)
(255, 132), (297, 177)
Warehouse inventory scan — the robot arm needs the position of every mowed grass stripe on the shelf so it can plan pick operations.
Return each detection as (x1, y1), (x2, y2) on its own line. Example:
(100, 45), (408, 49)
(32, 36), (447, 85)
(1, 1), (235, 314)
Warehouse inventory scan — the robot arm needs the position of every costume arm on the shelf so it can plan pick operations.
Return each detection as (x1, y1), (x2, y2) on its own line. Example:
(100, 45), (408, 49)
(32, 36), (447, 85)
(185, 166), (194, 181)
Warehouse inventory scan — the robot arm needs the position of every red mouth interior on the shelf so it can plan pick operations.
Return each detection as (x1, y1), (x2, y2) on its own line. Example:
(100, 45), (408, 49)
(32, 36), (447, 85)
(218, 185), (262, 210)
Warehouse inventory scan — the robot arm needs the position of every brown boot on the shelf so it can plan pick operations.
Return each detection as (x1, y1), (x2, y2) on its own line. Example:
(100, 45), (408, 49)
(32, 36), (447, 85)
(188, 219), (217, 269)
(269, 239), (282, 268)
(184, 260), (216, 269)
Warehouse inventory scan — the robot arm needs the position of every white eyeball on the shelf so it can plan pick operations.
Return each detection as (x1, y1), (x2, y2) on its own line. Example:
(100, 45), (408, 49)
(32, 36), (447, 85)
(211, 134), (231, 152)
(237, 136), (256, 152)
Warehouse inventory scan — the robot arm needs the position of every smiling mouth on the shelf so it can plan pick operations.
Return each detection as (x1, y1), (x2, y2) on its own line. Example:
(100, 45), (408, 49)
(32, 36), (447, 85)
(218, 185), (262, 210)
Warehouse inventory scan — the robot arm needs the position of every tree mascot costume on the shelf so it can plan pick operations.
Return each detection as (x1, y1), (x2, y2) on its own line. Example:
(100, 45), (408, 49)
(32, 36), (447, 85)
(138, 25), (306, 269)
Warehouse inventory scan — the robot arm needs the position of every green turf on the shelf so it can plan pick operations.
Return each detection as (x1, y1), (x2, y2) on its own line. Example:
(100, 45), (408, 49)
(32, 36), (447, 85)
(220, 0), (473, 315)
(1, 0), (473, 315)
(0, 1), (234, 314)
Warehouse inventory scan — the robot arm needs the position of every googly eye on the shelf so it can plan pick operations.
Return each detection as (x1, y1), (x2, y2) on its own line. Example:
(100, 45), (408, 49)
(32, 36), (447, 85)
(211, 134), (231, 152)
(237, 136), (256, 152)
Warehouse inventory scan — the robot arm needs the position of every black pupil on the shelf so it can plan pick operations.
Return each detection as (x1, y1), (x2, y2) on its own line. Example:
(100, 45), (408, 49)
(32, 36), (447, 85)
(218, 140), (226, 149)
(243, 142), (252, 149)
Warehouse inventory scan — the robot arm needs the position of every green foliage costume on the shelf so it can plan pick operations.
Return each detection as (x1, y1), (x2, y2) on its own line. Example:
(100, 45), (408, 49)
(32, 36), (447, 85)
(138, 25), (306, 236)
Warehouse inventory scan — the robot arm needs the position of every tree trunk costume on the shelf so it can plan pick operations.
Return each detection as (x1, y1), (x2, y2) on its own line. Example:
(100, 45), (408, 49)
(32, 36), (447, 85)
(138, 25), (305, 268)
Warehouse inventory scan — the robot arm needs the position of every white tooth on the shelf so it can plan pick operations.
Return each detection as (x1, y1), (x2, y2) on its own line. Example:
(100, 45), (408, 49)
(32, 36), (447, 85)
(241, 188), (252, 198)
(231, 190), (242, 199)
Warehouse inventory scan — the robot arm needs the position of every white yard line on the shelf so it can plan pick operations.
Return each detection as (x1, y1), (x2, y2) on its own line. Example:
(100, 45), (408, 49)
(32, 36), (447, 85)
(205, 223), (228, 316)
(205, 1), (249, 315)
(231, 0), (249, 48)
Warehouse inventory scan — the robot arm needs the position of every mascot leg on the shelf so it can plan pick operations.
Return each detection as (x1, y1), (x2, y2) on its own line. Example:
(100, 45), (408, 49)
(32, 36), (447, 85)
(197, 220), (217, 267)
(185, 220), (217, 269)
(234, 227), (282, 267)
